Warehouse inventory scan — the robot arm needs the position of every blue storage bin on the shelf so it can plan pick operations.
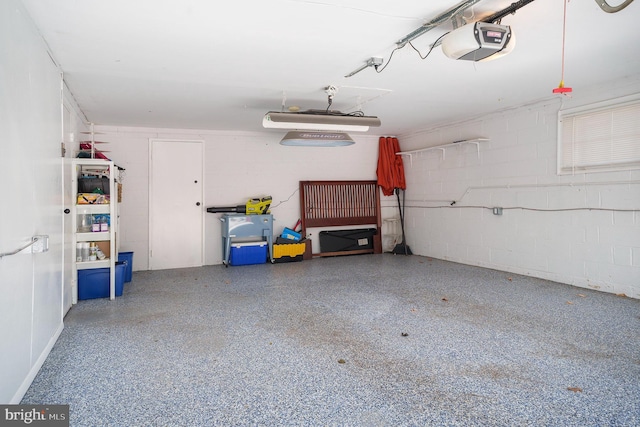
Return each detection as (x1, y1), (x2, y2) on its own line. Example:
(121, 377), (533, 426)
(78, 262), (126, 300)
(281, 227), (302, 242)
(118, 251), (134, 282)
(229, 241), (267, 266)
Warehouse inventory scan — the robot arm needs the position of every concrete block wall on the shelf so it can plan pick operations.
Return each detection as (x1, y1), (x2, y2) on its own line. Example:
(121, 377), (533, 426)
(398, 87), (640, 298)
(95, 125), (380, 270)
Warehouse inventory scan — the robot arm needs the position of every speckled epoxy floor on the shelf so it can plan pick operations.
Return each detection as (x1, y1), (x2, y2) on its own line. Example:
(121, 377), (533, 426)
(22, 254), (640, 426)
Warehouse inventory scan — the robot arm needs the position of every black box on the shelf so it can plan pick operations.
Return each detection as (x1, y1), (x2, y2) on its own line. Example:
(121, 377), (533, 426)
(276, 236), (297, 244)
(273, 254), (304, 263)
(319, 228), (376, 252)
(78, 177), (110, 195)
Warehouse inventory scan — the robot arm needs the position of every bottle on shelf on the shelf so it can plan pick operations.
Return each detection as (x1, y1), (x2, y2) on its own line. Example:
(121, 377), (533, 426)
(89, 242), (97, 261)
(100, 215), (109, 232)
(81, 242), (90, 261)
(92, 215), (100, 232)
(95, 245), (106, 260)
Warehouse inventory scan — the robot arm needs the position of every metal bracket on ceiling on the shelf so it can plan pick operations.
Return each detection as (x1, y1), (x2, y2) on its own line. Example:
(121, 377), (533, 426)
(344, 57), (383, 78)
(325, 85), (338, 101)
(451, 11), (467, 29)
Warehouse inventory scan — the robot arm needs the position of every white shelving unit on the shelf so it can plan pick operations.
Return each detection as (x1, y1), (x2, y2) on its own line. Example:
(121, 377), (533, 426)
(71, 159), (117, 301)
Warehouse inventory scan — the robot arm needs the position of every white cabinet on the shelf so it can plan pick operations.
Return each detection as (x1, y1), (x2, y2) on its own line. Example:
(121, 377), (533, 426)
(71, 159), (118, 301)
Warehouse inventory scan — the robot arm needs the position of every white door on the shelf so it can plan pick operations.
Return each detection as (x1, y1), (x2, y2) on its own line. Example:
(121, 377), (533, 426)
(149, 140), (204, 270)
(61, 105), (73, 313)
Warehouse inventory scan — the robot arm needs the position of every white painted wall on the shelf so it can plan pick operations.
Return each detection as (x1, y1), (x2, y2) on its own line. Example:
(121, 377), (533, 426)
(398, 77), (640, 299)
(0, 0), (76, 403)
(96, 76), (640, 301)
(93, 126), (383, 270)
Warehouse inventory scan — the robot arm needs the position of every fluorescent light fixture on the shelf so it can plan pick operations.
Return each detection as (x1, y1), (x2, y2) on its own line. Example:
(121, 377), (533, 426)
(263, 111), (381, 132)
(280, 131), (355, 147)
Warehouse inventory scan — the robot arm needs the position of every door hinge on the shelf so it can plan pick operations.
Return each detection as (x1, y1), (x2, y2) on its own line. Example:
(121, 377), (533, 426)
(61, 142), (66, 157)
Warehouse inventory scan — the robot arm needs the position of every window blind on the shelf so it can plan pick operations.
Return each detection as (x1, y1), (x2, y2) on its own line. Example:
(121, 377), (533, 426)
(558, 98), (640, 174)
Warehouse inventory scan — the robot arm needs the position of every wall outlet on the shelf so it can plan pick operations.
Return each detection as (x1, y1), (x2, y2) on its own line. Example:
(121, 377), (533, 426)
(32, 235), (49, 253)
(492, 207), (503, 216)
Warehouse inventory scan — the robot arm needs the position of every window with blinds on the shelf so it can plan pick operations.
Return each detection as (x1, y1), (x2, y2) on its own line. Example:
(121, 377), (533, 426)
(558, 96), (640, 174)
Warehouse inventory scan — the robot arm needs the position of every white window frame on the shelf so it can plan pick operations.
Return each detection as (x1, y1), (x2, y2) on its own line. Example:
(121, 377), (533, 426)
(557, 94), (640, 175)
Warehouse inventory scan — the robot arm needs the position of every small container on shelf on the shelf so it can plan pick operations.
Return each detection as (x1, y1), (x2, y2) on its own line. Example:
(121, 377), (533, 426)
(95, 245), (106, 260)
(89, 242), (97, 261)
(91, 215), (100, 232)
(79, 214), (92, 232)
(81, 242), (90, 261)
(100, 215), (109, 232)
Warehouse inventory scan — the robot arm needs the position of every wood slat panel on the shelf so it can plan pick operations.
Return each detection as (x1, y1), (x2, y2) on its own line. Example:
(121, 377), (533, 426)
(299, 180), (382, 256)
(302, 181), (377, 226)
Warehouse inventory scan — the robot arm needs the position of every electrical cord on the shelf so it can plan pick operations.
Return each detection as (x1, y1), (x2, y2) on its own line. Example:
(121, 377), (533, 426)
(404, 205), (639, 212)
(376, 31), (450, 74)
(408, 32), (450, 60)
(269, 187), (299, 210)
(374, 45), (404, 74)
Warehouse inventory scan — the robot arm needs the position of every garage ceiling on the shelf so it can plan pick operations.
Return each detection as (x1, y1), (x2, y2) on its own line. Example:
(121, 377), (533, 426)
(21, 0), (640, 135)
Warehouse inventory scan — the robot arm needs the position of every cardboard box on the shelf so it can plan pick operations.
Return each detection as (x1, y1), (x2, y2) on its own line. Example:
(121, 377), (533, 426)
(96, 241), (110, 258)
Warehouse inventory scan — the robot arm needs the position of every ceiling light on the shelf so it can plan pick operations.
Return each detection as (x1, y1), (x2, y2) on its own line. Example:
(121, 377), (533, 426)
(279, 131), (355, 147)
(263, 110), (381, 132)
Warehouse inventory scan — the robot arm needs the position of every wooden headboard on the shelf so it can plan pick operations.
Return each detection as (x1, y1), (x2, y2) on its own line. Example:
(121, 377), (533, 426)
(299, 180), (382, 257)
